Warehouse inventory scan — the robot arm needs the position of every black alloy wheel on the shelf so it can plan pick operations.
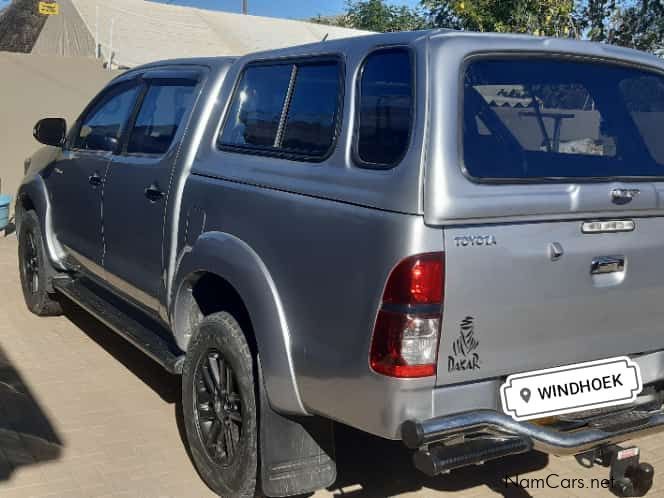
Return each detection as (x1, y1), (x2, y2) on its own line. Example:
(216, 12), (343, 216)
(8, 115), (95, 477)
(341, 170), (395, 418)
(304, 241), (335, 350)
(21, 230), (40, 295)
(194, 349), (244, 466)
(182, 312), (258, 497)
(17, 210), (63, 316)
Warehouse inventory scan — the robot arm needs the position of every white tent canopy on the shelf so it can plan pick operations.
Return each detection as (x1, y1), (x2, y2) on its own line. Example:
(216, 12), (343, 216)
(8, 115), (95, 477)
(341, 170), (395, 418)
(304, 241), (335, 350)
(33, 0), (370, 67)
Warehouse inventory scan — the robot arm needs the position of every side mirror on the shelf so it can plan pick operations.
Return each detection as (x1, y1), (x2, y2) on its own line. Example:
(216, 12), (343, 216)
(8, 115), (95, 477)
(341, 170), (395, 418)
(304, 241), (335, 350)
(33, 118), (67, 147)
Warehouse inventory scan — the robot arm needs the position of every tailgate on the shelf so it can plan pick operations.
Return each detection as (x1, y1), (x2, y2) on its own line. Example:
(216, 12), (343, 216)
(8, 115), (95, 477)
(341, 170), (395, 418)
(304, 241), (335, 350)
(437, 218), (664, 385)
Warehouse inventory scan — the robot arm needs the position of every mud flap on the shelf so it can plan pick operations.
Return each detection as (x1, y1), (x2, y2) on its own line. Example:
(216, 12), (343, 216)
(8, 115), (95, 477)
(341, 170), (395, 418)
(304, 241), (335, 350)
(258, 362), (336, 497)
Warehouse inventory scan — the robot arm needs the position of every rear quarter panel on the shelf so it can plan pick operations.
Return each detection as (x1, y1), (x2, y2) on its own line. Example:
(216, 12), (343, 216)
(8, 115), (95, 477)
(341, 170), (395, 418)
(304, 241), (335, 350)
(168, 40), (441, 431)
(177, 173), (443, 434)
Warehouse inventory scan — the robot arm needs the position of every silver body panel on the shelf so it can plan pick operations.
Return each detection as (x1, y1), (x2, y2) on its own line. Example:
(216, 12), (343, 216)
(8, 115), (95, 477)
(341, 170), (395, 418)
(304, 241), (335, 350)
(16, 31), (664, 440)
(438, 218), (664, 385)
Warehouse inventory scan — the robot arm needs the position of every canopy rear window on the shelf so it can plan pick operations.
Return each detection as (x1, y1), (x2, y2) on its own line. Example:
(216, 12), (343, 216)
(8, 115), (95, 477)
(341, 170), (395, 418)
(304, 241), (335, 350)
(462, 57), (664, 181)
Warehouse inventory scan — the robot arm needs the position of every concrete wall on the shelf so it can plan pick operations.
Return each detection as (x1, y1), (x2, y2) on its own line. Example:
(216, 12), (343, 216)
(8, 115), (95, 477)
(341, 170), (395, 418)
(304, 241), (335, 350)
(0, 52), (118, 206)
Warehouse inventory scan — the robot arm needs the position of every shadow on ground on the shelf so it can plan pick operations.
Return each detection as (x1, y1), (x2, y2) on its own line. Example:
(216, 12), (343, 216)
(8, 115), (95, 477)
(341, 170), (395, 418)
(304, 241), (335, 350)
(61, 299), (179, 403)
(329, 424), (548, 497)
(0, 342), (62, 480)
(61, 299), (191, 453)
(61, 298), (549, 498)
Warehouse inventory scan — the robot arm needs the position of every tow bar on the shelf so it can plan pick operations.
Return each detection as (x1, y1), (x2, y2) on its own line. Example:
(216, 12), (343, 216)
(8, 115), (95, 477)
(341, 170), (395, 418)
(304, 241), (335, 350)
(404, 404), (664, 496)
(577, 444), (654, 497)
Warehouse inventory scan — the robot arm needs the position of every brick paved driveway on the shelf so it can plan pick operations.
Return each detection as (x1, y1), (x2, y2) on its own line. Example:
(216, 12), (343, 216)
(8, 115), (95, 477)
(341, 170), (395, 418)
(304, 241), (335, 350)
(0, 235), (662, 498)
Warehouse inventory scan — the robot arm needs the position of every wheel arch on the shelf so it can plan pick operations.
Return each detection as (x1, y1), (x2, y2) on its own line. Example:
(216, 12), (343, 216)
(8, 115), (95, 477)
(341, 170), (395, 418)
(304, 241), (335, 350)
(173, 271), (257, 357)
(16, 189), (39, 234)
(171, 231), (308, 416)
(16, 178), (67, 270)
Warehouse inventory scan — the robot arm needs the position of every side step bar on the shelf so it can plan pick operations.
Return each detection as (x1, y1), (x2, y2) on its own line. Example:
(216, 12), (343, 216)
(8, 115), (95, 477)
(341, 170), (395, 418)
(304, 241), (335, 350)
(53, 278), (185, 374)
(402, 407), (664, 455)
(413, 436), (532, 476)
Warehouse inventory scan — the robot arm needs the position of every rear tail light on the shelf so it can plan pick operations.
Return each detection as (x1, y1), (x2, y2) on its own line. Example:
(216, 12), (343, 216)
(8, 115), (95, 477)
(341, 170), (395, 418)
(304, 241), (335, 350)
(370, 252), (444, 378)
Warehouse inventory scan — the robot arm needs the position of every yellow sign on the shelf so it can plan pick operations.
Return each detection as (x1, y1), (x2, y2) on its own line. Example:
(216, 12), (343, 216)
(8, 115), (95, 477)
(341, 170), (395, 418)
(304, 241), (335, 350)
(38, 2), (59, 15)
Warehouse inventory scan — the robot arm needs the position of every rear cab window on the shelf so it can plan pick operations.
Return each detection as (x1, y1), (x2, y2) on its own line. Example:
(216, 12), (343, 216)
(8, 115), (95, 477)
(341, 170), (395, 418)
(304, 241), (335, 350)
(355, 47), (414, 168)
(219, 57), (342, 161)
(462, 57), (664, 181)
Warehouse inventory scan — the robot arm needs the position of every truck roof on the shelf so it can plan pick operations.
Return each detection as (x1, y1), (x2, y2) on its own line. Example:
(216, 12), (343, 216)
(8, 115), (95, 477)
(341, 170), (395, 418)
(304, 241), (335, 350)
(128, 29), (663, 74)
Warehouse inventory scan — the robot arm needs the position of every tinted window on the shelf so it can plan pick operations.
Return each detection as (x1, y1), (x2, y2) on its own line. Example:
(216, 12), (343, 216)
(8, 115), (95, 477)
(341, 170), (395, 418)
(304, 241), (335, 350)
(220, 65), (292, 148)
(281, 62), (340, 156)
(357, 48), (413, 167)
(74, 85), (140, 151)
(463, 59), (664, 180)
(620, 75), (664, 164)
(127, 83), (196, 155)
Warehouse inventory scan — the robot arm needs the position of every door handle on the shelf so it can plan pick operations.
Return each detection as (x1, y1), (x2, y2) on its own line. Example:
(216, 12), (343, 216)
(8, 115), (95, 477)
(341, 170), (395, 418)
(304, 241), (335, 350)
(611, 188), (640, 205)
(591, 256), (625, 275)
(144, 183), (165, 203)
(88, 172), (103, 187)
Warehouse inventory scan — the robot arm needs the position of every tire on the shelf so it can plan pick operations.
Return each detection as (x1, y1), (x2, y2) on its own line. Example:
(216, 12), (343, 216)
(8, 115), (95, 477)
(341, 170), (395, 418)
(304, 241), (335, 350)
(182, 312), (258, 498)
(17, 210), (62, 316)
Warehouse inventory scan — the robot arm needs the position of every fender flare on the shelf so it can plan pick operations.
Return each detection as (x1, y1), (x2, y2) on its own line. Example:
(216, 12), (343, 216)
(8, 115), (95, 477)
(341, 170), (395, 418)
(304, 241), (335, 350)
(16, 177), (67, 271)
(171, 231), (308, 416)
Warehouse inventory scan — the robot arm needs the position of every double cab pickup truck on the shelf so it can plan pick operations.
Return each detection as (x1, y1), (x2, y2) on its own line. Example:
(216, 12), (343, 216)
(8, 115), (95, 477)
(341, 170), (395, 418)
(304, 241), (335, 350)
(15, 30), (664, 497)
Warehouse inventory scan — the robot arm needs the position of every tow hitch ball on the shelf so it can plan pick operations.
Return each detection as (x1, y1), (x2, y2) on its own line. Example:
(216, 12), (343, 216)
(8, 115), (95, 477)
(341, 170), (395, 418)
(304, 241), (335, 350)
(578, 444), (654, 497)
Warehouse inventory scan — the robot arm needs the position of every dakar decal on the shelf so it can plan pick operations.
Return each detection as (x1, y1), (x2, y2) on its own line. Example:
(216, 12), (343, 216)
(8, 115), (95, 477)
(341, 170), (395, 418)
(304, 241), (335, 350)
(448, 316), (481, 372)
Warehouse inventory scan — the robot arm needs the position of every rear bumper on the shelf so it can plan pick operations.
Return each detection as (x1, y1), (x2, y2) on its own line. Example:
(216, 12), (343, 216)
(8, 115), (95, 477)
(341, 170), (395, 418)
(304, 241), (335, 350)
(399, 352), (664, 476)
(402, 406), (664, 455)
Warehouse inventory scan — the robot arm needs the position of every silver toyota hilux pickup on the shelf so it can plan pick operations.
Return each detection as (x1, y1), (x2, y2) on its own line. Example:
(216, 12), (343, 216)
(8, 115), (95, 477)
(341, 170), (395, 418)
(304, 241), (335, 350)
(15, 29), (664, 497)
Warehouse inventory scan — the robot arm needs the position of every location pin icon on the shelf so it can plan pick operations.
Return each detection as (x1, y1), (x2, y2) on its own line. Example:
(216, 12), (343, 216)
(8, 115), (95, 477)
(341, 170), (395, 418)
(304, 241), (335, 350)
(520, 388), (531, 403)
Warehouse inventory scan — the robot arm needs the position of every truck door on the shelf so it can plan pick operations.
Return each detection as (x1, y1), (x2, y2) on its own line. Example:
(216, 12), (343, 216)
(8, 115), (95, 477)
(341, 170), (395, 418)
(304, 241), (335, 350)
(102, 72), (198, 312)
(49, 81), (142, 276)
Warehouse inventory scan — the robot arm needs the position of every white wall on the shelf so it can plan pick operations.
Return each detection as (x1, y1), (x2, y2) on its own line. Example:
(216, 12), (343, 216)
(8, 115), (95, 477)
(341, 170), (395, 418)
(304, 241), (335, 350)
(0, 53), (118, 204)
